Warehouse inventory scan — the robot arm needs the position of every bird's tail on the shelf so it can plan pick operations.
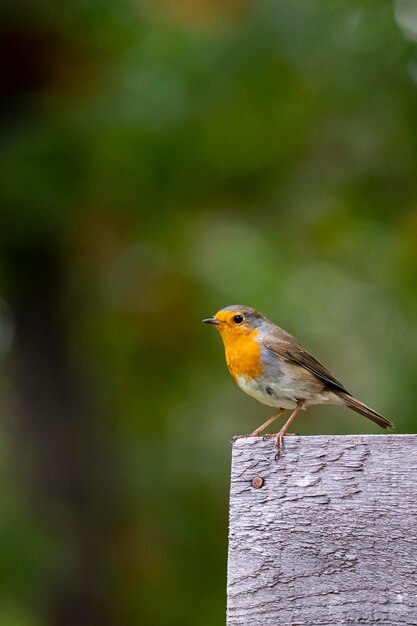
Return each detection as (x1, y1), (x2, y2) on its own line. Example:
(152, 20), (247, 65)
(336, 392), (393, 430)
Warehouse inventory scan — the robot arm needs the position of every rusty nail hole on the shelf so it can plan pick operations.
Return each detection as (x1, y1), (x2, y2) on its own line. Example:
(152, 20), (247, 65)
(251, 476), (264, 489)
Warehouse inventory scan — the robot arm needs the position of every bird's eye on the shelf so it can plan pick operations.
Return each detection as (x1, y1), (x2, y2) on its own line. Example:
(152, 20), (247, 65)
(233, 314), (244, 324)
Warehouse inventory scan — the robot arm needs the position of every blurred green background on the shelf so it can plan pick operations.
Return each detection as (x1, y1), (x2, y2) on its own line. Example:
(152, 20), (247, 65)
(1, 1), (417, 624)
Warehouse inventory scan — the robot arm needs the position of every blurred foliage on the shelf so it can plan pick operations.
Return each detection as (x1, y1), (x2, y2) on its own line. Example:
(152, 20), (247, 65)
(1, 1), (417, 624)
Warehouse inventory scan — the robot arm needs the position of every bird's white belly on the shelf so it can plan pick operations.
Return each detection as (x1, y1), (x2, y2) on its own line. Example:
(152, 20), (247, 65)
(236, 376), (297, 410)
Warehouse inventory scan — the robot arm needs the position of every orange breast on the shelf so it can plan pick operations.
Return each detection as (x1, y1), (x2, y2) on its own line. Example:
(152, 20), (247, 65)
(223, 330), (263, 381)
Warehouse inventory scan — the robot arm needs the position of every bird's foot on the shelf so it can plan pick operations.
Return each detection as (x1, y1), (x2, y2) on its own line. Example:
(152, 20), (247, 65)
(231, 434), (248, 443)
(232, 432), (299, 446)
(232, 430), (275, 442)
(262, 432), (297, 441)
(274, 432), (285, 460)
(274, 432), (298, 460)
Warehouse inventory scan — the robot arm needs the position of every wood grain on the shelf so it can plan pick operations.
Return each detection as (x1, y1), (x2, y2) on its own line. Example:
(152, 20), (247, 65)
(227, 435), (417, 625)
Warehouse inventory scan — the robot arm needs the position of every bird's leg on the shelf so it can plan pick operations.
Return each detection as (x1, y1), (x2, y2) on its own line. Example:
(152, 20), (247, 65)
(250, 408), (286, 437)
(275, 401), (304, 459)
(231, 409), (286, 442)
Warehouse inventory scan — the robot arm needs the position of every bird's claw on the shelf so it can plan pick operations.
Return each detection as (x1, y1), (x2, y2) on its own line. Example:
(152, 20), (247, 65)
(231, 434), (247, 443)
(274, 432), (299, 460)
(263, 432), (298, 443)
(274, 432), (285, 460)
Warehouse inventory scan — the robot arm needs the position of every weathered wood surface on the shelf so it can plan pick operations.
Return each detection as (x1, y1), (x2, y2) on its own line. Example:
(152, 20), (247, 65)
(227, 435), (417, 626)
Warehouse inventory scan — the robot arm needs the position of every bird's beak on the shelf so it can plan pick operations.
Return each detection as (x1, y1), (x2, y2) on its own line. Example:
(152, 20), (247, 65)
(202, 317), (221, 325)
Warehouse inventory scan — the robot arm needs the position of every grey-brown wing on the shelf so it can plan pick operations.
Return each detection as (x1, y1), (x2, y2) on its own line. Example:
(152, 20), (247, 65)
(265, 339), (350, 394)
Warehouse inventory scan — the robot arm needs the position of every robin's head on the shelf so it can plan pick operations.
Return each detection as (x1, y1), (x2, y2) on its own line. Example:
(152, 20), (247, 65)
(203, 305), (270, 379)
(203, 305), (267, 343)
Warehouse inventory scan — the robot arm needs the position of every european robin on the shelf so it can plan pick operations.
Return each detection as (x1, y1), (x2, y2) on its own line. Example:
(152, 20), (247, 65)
(203, 305), (393, 455)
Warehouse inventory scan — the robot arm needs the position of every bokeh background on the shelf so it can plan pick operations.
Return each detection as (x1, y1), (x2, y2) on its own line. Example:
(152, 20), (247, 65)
(1, 1), (417, 624)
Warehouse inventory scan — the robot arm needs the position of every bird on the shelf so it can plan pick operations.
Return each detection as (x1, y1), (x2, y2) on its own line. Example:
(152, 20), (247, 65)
(203, 305), (393, 455)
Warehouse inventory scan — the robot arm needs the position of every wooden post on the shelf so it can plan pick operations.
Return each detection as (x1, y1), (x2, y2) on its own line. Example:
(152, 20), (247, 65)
(227, 434), (417, 625)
